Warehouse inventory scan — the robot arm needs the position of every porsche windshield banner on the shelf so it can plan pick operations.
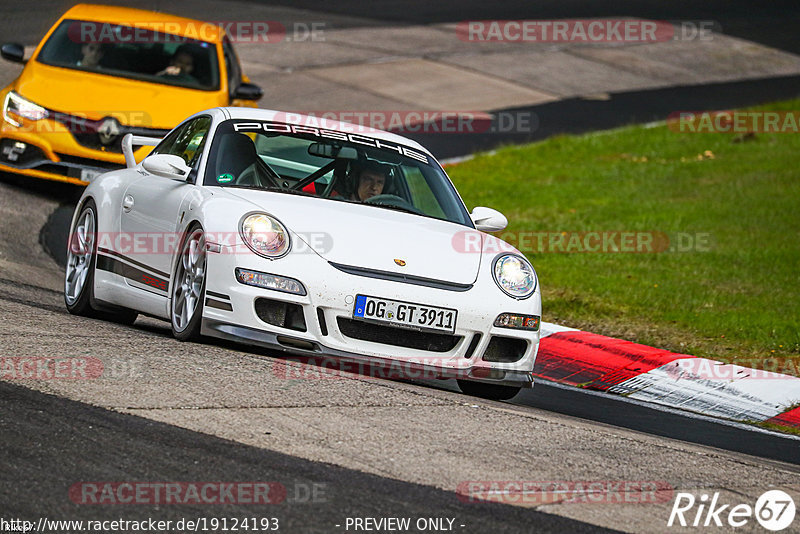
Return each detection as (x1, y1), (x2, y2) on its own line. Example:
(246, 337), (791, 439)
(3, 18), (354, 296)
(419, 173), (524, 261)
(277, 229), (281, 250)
(231, 120), (430, 164)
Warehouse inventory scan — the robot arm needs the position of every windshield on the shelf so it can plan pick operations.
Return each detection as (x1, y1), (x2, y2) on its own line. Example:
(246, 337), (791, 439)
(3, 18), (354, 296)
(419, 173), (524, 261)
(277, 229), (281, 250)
(204, 119), (473, 226)
(36, 20), (220, 91)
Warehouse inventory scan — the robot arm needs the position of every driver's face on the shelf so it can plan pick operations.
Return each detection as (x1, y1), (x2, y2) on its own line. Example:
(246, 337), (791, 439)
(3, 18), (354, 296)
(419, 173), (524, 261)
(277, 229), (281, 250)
(171, 52), (194, 74)
(357, 171), (385, 201)
(81, 42), (103, 66)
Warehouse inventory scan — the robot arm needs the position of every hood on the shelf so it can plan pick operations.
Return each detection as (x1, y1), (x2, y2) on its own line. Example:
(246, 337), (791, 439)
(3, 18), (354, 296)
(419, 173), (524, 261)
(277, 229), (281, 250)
(14, 60), (226, 128)
(219, 188), (483, 286)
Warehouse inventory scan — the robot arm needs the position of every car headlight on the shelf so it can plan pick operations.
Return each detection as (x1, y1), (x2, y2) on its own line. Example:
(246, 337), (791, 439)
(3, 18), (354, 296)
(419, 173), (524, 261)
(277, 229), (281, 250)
(240, 213), (290, 258)
(3, 91), (48, 127)
(492, 254), (537, 299)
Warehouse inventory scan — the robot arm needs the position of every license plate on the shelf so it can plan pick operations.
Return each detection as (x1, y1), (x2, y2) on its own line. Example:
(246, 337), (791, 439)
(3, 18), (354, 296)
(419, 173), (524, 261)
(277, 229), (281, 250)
(80, 168), (102, 182)
(353, 295), (457, 334)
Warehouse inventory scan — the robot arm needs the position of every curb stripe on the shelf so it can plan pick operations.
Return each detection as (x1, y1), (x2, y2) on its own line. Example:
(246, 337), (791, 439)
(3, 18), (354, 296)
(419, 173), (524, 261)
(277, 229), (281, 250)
(534, 331), (687, 389)
(535, 326), (800, 428)
(539, 321), (579, 338)
(766, 407), (800, 429)
(610, 359), (800, 421)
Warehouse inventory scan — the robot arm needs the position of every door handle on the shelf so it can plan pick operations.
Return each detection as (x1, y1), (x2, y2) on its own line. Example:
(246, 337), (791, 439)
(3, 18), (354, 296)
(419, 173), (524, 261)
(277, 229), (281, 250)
(122, 195), (134, 212)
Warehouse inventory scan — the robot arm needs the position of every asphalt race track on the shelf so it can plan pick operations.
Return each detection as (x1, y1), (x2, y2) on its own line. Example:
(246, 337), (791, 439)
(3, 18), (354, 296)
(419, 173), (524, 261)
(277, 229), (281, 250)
(2, 381), (612, 533)
(3, 2), (800, 533)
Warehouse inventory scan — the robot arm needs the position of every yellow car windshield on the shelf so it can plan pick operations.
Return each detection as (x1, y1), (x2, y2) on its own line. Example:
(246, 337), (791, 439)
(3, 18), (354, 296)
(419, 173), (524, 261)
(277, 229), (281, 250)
(36, 19), (220, 91)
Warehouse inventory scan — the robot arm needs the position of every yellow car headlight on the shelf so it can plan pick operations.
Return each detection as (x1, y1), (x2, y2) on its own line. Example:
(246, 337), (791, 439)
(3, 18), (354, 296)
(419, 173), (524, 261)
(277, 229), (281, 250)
(3, 91), (48, 127)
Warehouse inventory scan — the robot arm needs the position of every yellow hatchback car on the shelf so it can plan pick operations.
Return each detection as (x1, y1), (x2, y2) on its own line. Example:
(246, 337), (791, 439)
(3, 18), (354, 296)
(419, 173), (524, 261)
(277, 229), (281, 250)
(0, 4), (262, 185)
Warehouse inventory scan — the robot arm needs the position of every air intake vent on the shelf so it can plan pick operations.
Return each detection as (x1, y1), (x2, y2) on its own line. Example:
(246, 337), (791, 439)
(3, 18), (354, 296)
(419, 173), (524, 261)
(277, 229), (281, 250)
(337, 318), (461, 352)
(481, 336), (528, 363)
(464, 333), (482, 359)
(317, 308), (329, 336)
(255, 298), (307, 332)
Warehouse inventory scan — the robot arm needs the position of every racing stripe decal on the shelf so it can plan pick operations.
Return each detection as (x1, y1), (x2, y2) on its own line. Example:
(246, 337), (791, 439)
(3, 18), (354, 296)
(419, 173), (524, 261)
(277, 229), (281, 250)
(97, 247), (169, 279)
(95, 253), (169, 293)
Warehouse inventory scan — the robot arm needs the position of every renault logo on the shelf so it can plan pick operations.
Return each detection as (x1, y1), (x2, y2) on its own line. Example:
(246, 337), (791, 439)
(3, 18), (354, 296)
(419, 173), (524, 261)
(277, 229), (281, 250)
(394, 259), (406, 267)
(97, 117), (121, 145)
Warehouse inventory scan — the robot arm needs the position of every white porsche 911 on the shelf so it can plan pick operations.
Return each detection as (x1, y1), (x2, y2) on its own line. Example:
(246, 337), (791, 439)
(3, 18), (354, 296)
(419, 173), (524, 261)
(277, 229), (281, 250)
(64, 107), (541, 400)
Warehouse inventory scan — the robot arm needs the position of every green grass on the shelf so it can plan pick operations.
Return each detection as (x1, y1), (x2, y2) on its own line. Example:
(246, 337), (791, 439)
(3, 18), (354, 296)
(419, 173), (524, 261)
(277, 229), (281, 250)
(755, 420), (800, 437)
(448, 99), (800, 370)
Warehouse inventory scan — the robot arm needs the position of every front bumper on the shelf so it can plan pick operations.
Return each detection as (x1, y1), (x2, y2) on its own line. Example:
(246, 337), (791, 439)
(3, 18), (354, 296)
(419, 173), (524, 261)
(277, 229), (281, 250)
(201, 319), (534, 387)
(0, 137), (122, 185)
(0, 117), (163, 185)
(201, 243), (541, 388)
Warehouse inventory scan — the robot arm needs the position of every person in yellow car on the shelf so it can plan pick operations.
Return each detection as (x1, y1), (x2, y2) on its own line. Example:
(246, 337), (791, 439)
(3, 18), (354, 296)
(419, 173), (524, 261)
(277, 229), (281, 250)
(156, 45), (196, 82)
(77, 41), (104, 69)
(0, 3), (262, 186)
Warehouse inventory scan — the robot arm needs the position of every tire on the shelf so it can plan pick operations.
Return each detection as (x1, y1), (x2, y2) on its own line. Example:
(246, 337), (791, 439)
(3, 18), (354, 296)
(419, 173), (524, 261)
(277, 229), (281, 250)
(457, 379), (522, 401)
(64, 199), (138, 325)
(170, 225), (206, 341)
(64, 200), (98, 317)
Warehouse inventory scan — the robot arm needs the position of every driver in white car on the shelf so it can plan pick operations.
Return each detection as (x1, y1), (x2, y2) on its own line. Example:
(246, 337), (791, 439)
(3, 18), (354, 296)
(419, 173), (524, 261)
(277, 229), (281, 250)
(350, 160), (389, 201)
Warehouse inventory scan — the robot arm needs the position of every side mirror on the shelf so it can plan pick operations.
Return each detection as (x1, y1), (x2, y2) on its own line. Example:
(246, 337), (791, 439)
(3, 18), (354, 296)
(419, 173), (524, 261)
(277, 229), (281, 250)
(232, 82), (263, 101)
(470, 206), (507, 232)
(1, 43), (25, 64)
(141, 154), (192, 180)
